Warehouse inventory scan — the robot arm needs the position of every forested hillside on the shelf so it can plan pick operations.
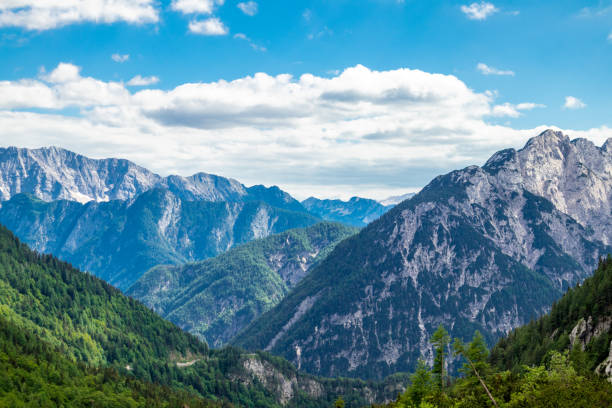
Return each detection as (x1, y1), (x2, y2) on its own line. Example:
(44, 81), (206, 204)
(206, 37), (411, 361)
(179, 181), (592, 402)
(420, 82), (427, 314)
(0, 223), (403, 407)
(128, 222), (357, 347)
(0, 313), (219, 407)
(491, 255), (612, 376)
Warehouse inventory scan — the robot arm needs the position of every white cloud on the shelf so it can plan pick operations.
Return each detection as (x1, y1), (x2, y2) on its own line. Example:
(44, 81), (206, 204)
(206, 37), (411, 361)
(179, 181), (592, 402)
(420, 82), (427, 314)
(564, 96), (586, 109)
(189, 17), (228, 35)
(0, 63), (129, 110)
(171, 0), (224, 15)
(111, 54), (130, 63)
(0, 0), (158, 31)
(234, 33), (266, 51)
(45, 63), (81, 84)
(0, 63), (607, 200)
(237, 1), (258, 16)
(461, 2), (499, 20)
(492, 102), (545, 118)
(477, 63), (514, 76)
(127, 75), (160, 86)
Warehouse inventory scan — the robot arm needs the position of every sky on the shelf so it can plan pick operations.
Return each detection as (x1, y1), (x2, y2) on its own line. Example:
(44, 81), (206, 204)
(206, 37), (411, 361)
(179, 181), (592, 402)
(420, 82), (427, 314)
(0, 1), (611, 200)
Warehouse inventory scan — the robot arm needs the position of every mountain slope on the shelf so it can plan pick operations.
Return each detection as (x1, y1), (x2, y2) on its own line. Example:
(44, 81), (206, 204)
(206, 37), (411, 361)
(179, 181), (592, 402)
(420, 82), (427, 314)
(127, 222), (358, 347)
(0, 223), (406, 407)
(234, 130), (612, 380)
(0, 189), (319, 290)
(302, 196), (391, 227)
(376, 259), (612, 408)
(491, 255), (612, 379)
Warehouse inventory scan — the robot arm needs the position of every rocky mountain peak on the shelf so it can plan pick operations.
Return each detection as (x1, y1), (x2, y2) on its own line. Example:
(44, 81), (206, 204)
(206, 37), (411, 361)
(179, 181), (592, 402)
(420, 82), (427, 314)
(525, 129), (568, 148)
(0, 146), (304, 210)
(234, 130), (612, 380)
(0, 146), (160, 203)
(481, 130), (612, 244)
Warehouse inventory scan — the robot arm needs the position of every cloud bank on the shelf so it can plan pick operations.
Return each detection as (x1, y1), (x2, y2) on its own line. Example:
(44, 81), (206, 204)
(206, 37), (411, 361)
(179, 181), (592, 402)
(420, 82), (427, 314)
(0, 63), (608, 199)
(0, 0), (158, 30)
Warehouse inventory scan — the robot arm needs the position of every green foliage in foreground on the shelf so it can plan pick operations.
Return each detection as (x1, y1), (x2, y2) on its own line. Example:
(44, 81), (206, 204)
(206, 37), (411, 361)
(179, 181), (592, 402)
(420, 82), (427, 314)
(374, 258), (612, 408)
(379, 349), (611, 408)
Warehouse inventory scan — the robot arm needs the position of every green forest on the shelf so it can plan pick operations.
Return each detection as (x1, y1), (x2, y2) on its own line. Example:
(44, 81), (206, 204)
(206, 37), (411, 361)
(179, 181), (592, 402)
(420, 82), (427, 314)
(0, 224), (402, 407)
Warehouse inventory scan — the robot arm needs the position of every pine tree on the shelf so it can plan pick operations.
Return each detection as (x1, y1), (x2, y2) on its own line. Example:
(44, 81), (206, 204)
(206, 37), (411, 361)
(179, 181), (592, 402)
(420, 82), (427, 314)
(430, 325), (450, 391)
(453, 331), (499, 408)
(401, 359), (434, 407)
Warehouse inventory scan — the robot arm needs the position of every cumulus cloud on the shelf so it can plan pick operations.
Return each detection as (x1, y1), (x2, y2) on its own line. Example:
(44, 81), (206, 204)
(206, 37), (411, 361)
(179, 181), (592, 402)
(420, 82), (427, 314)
(491, 102), (545, 118)
(564, 96), (586, 109)
(0, 63), (607, 200)
(477, 63), (514, 76)
(189, 17), (228, 35)
(237, 1), (258, 16)
(127, 75), (159, 86)
(0, 0), (158, 30)
(111, 53), (130, 63)
(461, 2), (498, 20)
(171, 0), (224, 15)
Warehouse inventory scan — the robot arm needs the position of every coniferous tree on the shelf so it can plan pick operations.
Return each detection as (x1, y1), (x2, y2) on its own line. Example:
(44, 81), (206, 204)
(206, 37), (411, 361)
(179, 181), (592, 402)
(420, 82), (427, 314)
(430, 325), (450, 391)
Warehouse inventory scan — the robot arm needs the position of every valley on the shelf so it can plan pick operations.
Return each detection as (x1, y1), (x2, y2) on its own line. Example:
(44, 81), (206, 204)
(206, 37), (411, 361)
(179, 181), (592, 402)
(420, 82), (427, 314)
(1, 130), (611, 407)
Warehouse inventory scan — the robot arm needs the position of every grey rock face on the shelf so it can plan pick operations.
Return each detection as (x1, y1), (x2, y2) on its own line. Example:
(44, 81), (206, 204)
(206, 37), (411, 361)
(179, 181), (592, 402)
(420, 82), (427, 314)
(0, 146), (307, 209)
(0, 146), (160, 202)
(234, 130), (612, 380)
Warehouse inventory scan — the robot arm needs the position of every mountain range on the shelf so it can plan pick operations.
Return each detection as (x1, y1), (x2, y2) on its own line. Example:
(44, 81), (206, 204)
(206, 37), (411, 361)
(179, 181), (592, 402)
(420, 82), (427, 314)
(1, 130), (610, 389)
(0, 190), (320, 290)
(0, 147), (330, 289)
(0, 146), (410, 290)
(234, 130), (612, 379)
(0, 146), (304, 211)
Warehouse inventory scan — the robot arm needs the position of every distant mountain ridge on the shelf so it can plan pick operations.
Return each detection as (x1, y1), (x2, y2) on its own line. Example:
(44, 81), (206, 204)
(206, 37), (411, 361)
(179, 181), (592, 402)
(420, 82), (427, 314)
(0, 146), (307, 213)
(127, 222), (358, 347)
(234, 130), (612, 380)
(302, 196), (392, 227)
(0, 189), (319, 290)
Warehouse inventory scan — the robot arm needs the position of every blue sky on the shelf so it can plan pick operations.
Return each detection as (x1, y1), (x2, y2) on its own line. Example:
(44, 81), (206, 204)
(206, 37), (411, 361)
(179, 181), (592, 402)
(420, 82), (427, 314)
(0, 1), (611, 199)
